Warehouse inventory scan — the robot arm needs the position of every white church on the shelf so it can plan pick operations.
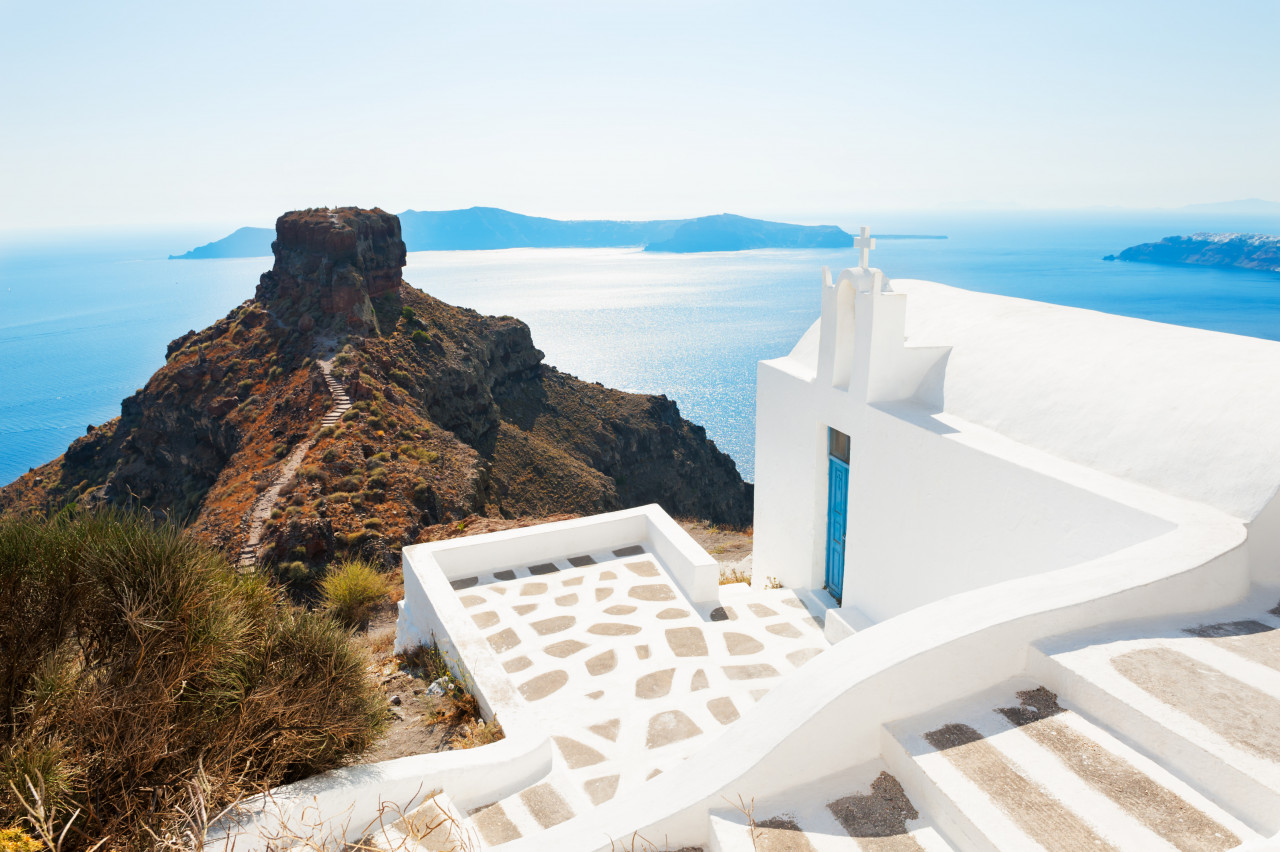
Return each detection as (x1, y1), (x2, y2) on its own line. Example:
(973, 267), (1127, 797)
(219, 234), (1280, 851)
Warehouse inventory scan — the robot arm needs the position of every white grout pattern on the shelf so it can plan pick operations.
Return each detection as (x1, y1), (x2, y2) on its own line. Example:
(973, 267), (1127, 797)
(451, 546), (829, 846)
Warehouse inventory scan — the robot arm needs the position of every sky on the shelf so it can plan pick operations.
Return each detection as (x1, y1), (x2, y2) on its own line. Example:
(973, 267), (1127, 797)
(1, 0), (1278, 230)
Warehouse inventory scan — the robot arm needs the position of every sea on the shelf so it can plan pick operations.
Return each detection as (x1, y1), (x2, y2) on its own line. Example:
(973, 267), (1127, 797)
(3, 210), (1278, 488)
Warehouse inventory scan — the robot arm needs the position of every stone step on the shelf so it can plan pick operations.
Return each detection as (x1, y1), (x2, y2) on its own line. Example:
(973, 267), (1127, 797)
(366, 790), (477, 851)
(1029, 601), (1280, 835)
(708, 762), (954, 852)
(465, 778), (581, 847)
(884, 679), (1258, 852)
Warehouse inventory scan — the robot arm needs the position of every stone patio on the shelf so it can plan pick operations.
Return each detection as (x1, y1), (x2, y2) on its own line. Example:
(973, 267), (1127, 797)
(440, 544), (829, 844)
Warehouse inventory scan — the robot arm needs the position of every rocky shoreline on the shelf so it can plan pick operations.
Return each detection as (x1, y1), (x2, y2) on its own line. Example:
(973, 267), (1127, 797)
(1104, 232), (1280, 273)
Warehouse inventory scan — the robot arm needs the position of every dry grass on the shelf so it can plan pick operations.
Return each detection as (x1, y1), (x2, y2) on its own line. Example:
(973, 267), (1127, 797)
(719, 564), (751, 585)
(396, 643), (504, 750)
(319, 559), (390, 628)
(0, 511), (386, 850)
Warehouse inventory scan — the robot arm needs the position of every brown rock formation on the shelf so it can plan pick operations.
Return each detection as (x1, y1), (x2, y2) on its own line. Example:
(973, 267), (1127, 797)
(0, 207), (752, 572)
(256, 207), (407, 333)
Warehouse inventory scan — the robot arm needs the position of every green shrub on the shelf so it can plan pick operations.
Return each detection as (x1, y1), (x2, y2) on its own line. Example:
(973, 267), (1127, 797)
(389, 370), (413, 389)
(299, 465), (327, 485)
(317, 424), (337, 439)
(0, 512), (384, 848)
(331, 475), (363, 493)
(400, 306), (415, 322)
(277, 560), (313, 585)
(411, 329), (431, 347)
(319, 560), (389, 628)
(362, 518), (383, 530)
(272, 443), (288, 459)
(322, 448), (339, 463)
(342, 409), (360, 422)
(236, 378), (255, 398)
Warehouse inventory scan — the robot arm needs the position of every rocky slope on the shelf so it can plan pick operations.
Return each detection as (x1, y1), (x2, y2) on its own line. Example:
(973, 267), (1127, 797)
(0, 207), (752, 575)
(1104, 232), (1280, 272)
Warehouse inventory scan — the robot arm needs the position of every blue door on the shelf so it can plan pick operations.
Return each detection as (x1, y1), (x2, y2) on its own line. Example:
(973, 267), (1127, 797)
(825, 435), (850, 603)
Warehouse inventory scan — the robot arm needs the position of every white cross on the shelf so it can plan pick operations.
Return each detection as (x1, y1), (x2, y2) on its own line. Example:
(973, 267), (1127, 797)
(855, 226), (876, 269)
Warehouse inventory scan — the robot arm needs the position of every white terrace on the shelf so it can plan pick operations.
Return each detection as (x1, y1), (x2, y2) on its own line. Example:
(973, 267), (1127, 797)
(217, 234), (1280, 851)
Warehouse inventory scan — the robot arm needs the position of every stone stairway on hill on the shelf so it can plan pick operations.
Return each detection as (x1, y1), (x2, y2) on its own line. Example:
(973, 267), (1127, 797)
(371, 592), (1280, 851)
(236, 357), (351, 570)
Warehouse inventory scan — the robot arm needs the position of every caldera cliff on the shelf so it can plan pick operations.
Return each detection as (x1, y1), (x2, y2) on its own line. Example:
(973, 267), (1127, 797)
(0, 207), (752, 572)
(1104, 233), (1280, 272)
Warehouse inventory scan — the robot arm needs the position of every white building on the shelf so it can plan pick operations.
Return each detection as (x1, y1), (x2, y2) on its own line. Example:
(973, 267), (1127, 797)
(218, 236), (1280, 852)
(754, 234), (1280, 633)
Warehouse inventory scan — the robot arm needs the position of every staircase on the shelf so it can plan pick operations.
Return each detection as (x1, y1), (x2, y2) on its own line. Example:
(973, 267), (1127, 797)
(236, 357), (351, 570)
(355, 592), (1280, 851)
(703, 594), (1280, 852)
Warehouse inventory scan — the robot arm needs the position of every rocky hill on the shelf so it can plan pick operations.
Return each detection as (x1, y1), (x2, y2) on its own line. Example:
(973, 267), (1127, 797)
(644, 213), (853, 253)
(1104, 233), (1280, 272)
(1, 207), (752, 574)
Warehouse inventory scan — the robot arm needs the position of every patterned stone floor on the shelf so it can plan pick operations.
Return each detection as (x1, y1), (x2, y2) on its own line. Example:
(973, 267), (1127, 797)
(447, 546), (829, 845)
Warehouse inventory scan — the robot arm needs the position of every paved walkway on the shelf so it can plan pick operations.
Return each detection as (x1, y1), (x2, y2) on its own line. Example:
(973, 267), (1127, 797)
(444, 547), (829, 846)
(236, 357), (350, 569)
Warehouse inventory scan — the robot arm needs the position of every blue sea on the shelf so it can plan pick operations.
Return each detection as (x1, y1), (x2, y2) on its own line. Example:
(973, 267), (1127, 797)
(3, 210), (1278, 487)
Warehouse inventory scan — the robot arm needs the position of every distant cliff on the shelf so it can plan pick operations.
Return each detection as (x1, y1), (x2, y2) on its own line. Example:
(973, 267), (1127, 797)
(4, 207), (753, 570)
(1104, 233), (1280, 273)
(171, 208), (855, 257)
(642, 214), (853, 253)
(170, 226), (275, 259)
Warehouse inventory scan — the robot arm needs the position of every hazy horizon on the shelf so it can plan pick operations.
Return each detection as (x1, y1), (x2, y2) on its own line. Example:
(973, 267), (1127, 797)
(3, 200), (1278, 245)
(2, 0), (1277, 231)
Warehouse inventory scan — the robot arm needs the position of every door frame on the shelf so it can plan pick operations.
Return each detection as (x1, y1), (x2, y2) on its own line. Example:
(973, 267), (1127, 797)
(824, 427), (850, 603)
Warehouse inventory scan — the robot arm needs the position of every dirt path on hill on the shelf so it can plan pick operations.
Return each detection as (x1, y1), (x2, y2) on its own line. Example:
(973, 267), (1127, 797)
(236, 356), (351, 569)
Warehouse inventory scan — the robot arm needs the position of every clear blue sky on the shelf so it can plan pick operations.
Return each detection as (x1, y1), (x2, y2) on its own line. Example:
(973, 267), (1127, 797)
(2, 0), (1277, 229)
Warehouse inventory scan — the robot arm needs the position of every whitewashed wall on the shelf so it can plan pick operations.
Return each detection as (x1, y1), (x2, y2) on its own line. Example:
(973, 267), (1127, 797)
(750, 267), (1275, 623)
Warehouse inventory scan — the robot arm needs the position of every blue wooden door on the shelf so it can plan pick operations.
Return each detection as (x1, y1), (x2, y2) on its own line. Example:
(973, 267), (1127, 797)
(825, 456), (849, 602)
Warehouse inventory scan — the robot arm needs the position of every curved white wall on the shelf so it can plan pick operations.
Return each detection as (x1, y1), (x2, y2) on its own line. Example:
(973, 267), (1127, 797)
(846, 405), (1174, 621)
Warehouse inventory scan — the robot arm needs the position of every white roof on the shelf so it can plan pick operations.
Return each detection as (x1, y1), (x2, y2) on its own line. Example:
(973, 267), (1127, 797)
(894, 279), (1280, 521)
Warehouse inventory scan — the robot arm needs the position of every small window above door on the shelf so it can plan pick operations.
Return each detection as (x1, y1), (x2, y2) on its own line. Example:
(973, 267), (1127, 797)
(828, 428), (850, 463)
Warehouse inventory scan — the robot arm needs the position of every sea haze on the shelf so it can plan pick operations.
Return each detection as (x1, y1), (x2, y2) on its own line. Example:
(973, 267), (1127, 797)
(2, 210), (1278, 487)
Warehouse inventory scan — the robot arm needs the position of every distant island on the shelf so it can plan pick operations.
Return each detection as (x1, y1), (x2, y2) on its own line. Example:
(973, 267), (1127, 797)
(1179, 198), (1280, 215)
(643, 213), (852, 253)
(170, 226), (277, 259)
(171, 207), (948, 258)
(1104, 233), (1280, 273)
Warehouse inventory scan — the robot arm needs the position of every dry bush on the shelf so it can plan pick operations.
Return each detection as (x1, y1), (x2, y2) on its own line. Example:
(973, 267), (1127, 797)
(719, 564), (751, 585)
(397, 642), (451, 684)
(396, 644), (503, 749)
(0, 826), (43, 852)
(0, 511), (386, 850)
(319, 560), (389, 628)
(450, 717), (503, 750)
